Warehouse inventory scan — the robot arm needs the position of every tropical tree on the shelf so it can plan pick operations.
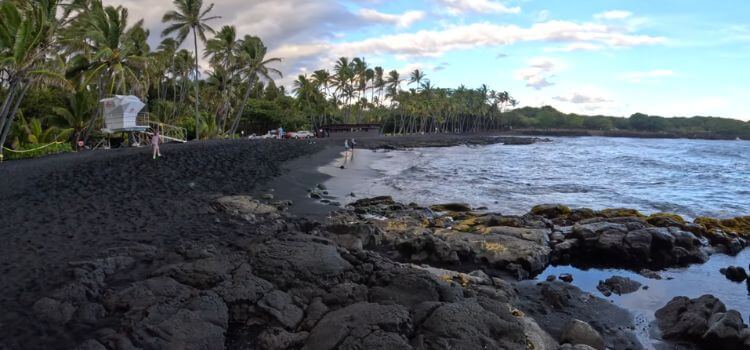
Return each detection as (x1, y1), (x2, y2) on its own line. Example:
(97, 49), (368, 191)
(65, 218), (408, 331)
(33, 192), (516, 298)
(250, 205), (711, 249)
(408, 69), (425, 90)
(49, 88), (96, 144)
(0, 0), (64, 157)
(227, 35), (281, 135)
(161, 0), (219, 140)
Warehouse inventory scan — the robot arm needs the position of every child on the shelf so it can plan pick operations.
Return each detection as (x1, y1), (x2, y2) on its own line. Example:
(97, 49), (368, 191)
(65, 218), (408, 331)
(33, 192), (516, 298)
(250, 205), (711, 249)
(152, 129), (162, 159)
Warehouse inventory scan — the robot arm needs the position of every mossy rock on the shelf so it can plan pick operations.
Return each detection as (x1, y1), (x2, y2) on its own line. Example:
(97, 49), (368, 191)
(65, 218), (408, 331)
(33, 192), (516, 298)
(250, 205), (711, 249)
(647, 213), (686, 227)
(430, 203), (472, 212)
(453, 217), (479, 232)
(481, 241), (507, 252)
(530, 204), (572, 218)
(569, 208), (597, 221)
(598, 208), (645, 218)
(695, 216), (750, 237)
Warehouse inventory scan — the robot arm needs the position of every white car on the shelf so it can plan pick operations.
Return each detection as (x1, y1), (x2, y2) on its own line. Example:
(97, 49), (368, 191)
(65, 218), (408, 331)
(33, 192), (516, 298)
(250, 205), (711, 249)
(293, 131), (314, 139)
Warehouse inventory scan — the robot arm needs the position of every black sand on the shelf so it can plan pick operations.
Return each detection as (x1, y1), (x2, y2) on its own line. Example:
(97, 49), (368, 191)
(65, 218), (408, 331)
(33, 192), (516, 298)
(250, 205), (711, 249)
(0, 134), (537, 347)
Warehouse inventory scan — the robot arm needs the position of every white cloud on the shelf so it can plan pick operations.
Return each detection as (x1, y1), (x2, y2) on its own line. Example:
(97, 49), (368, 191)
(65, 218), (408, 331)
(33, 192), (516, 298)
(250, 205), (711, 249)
(595, 10), (633, 21)
(545, 42), (604, 52)
(554, 89), (612, 104)
(358, 9), (426, 29)
(620, 69), (675, 83)
(514, 57), (566, 90)
(436, 0), (521, 15)
(272, 20), (666, 64)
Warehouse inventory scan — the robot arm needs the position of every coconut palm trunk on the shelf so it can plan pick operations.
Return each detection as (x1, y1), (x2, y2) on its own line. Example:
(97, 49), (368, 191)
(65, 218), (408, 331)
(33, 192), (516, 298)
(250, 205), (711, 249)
(0, 83), (31, 153)
(192, 26), (201, 140)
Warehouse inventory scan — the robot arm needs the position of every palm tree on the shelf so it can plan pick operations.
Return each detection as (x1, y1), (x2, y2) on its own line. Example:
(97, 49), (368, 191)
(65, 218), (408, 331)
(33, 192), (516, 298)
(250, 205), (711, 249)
(161, 0), (220, 140)
(333, 57), (354, 122)
(204, 25), (237, 68)
(385, 70), (402, 100)
(373, 66), (384, 107)
(204, 25), (238, 131)
(0, 0), (64, 155)
(408, 69), (425, 90)
(49, 89), (97, 144)
(228, 35), (281, 135)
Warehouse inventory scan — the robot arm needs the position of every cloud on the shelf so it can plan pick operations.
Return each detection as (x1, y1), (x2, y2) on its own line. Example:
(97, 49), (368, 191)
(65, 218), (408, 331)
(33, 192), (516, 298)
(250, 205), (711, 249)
(620, 69), (675, 83)
(436, 0), (521, 15)
(554, 91), (611, 104)
(496, 53), (508, 59)
(595, 10), (633, 21)
(545, 42), (604, 52)
(273, 20), (666, 63)
(514, 57), (565, 90)
(358, 9), (426, 28)
(433, 62), (450, 71)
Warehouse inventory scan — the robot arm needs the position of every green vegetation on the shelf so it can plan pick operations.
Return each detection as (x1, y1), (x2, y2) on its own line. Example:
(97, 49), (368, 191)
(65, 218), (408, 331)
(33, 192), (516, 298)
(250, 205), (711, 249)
(501, 107), (750, 139)
(1, 1), (748, 161)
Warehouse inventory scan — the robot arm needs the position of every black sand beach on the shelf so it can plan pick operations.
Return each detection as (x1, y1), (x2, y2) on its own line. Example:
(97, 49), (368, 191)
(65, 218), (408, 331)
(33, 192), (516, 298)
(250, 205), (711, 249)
(0, 134), (536, 348)
(2, 134), (746, 350)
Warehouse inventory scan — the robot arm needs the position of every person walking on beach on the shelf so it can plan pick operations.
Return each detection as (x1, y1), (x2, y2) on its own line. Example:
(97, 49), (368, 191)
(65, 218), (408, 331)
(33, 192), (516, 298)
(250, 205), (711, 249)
(152, 128), (162, 159)
(350, 138), (356, 159)
(340, 139), (350, 168)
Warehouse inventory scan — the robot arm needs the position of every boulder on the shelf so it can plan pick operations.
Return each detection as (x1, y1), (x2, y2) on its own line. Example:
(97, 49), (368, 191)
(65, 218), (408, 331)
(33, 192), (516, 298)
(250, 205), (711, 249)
(213, 195), (278, 218)
(638, 269), (662, 280)
(154, 257), (237, 289)
(32, 297), (76, 325)
(247, 235), (353, 288)
(414, 299), (527, 349)
(597, 208), (644, 218)
(656, 295), (727, 340)
(704, 311), (746, 346)
(109, 277), (229, 350)
(560, 319), (606, 350)
(303, 302), (411, 350)
(596, 276), (642, 296)
(721, 266), (748, 282)
(257, 290), (304, 329)
(369, 270), (442, 307)
(430, 203), (472, 212)
(257, 328), (308, 350)
(656, 295), (749, 350)
(559, 274), (573, 283)
(559, 345), (598, 350)
(531, 204), (572, 219)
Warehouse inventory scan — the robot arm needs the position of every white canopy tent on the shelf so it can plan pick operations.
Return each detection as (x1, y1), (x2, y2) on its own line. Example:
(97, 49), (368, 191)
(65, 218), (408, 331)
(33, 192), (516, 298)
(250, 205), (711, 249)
(100, 95), (148, 133)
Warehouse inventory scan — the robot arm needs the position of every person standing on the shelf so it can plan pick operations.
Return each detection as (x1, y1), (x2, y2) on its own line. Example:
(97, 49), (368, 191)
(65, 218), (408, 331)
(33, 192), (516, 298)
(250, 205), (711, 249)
(278, 126), (284, 139)
(152, 129), (162, 159)
(350, 138), (356, 159)
(340, 139), (350, 168)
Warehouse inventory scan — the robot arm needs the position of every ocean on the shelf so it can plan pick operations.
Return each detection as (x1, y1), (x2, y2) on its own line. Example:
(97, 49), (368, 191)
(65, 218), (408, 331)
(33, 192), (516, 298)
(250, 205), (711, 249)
(352, 136), (750, 219)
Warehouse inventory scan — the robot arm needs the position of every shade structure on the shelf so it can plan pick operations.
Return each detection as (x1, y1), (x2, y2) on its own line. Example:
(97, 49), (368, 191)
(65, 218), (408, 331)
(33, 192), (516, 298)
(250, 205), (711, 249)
(100, 95), (148, 133)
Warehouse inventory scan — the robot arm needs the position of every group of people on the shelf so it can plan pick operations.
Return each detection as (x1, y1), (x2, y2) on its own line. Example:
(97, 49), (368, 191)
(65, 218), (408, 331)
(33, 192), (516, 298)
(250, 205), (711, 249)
(340, 138), (356, 168)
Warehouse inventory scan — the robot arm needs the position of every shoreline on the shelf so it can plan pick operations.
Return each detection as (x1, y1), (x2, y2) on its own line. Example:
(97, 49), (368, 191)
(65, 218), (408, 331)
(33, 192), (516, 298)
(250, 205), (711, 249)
(497, 128), (748, 141)
(2, 134), (748, 349)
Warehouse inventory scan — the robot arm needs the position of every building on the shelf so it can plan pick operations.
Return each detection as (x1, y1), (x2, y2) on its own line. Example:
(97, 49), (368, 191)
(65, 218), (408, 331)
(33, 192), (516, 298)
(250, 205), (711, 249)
(320, 123), (381, 138)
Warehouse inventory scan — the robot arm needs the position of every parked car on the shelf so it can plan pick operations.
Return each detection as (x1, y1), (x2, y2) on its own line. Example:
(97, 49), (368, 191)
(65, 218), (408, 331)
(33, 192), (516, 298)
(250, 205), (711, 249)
(292, 131), (314, 139)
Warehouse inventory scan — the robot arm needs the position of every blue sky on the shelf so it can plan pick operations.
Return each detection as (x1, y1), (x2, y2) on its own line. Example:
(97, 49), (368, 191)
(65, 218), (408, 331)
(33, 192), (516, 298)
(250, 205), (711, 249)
(116, 0), (750, 120)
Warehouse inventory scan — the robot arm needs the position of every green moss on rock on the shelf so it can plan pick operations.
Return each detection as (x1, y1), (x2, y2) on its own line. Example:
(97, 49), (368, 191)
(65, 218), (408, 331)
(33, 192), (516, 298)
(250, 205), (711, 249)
(695, 216), (750, 237)
(647, 213), (686, 226)
(530, 204), (572, 218)
(598, 208), (645, 218)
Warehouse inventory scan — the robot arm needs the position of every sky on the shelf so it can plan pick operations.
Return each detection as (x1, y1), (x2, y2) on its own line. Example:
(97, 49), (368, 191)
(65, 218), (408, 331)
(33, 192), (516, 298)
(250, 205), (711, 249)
(112, 0), (750, 120)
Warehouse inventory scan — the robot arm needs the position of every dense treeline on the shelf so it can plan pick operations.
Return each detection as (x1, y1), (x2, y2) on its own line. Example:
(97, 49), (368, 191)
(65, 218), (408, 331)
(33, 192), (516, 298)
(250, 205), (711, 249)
(501, 106), (750, 139)
(1, 0), (747, 160)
